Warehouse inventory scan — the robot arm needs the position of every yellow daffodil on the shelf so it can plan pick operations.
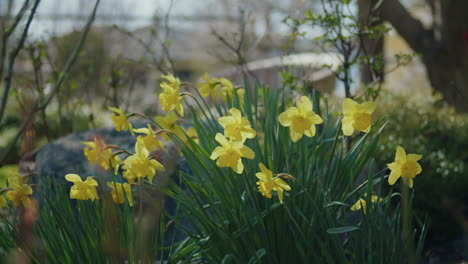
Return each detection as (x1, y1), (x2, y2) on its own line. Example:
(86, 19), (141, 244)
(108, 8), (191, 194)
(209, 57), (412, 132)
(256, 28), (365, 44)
(218, 108), (256, 142)
(82, 138), (113, 170)
(218, 78), (245, 105)
(155, 111), (190, 143)
(65, 174), (99, 201)
(122, 141), (165, 184)
(350, 194), (382, 214)
(155, 111), (181, 140)
(255, 163), (291, 203)
(134, 124), (166, 152)
(108, 106), (134, 135)
(6, 183), (33, 207)
(198, 74), (220, 98)
(341, 98), (376, 136)
(218, 78), (233, 100)
(387, 146), (422, 188)
(159, 74), (184, 116)
(162, 73), (181, 89)
(278, 96), (323, 142)
(107, 182), (134, 206)
(210, 133), (255, 174)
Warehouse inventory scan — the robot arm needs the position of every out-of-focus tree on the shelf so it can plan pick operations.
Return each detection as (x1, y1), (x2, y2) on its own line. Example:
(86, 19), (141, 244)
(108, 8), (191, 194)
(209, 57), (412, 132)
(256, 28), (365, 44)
(362, 0), (468, 112)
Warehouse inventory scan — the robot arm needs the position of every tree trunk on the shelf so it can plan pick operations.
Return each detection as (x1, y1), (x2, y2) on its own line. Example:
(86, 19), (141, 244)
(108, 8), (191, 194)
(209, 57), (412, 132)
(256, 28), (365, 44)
(377, 0), (468, 112)
(358, 0), (385, 84)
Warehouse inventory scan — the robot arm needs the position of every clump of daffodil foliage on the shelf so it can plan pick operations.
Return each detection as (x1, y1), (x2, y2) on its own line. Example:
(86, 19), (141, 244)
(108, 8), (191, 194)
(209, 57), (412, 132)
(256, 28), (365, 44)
(0, 73), (428, 263)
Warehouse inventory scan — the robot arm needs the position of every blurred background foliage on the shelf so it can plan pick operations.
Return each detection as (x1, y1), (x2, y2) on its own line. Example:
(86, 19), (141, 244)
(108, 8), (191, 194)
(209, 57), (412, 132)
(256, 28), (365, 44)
(374, 91), (468, 243)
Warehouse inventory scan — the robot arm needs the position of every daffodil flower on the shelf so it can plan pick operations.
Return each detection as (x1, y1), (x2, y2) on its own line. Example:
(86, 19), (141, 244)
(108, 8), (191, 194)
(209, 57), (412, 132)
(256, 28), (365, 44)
(155, 111), (182, 141)
(161, 73), (181, 89)
(341, 98), (376, 136)
(218, 108), (256, 142)
(210, 133), (255, 174)
(350, 194), (382, 214)
(198, 74), (220, 98)
(6, 183), (33, 207)
(122, 141), (165, 184)
(108, 106), (134, 135)
(387, 146), (422, 188)
(255, 163), (291, 203)
(107, 182), (134, 206)
(159, 74), (184, 116)
(278, 96), (323, 142)
(82, 138), (113, 170)
(65, 174), (99, 201)
(134, 124), (166, 152)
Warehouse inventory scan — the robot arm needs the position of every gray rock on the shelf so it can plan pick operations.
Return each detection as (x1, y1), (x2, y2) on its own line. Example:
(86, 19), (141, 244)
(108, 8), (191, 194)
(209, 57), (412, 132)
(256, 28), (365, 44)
(33, 125), (192, 249)
(35, 128), (136, 183)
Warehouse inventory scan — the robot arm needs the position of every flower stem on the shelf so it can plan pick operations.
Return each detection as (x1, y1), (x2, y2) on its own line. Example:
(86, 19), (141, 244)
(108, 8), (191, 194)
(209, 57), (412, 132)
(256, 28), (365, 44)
(401, 181), (417, 264)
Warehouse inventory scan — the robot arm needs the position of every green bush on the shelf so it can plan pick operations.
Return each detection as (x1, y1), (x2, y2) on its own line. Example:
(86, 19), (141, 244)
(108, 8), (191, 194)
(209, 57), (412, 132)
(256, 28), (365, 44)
(375, 91), (468, 242)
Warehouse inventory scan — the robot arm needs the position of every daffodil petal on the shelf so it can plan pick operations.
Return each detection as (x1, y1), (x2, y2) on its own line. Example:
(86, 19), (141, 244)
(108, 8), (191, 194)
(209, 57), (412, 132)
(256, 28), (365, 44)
(210, 147), (224, 160)
(297, 96), (312, 113)
(214, 133), (229, 146)
(360, 101), (376, 114)
(229, 108), (242, 120)
(342, 117), (354, 136)
(290, 130), (303, 142)
(407, 154), (423, 162)
(395, 146), (407, 162)
(65, 174), (82, 183)
(275, 178), (291, 191)
(388, 166), (401, 185)
(342, 98), (357, 114)
(278, 111), (291, 126)
(277, 188), (284, 203)
(218, 116), (235, 128)
(240, 145), (255, 159)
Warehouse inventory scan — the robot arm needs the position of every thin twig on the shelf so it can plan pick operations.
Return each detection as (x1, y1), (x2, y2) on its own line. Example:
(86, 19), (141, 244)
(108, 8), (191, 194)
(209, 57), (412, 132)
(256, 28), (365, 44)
(0, 0), (40, 124)
(0, 0), (101, 166)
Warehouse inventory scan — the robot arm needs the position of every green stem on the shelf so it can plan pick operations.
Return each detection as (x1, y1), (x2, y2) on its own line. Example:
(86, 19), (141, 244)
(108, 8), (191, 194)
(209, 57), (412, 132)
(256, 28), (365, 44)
(401, 181), (417, 264)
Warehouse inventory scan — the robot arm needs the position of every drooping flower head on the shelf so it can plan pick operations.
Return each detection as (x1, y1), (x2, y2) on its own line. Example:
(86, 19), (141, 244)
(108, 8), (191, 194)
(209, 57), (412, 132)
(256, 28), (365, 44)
(198, 73), (220, 98)
(218, 78), (245, 105)
(162, 73), (181, 89)
(387, 146), (422, 188)
(350, 194), (382, 214)
(110, 154), (123, 174)
(108, 106), (134, 135)
(278, 96), (323, 142)
(65, 174), (99, 201)
(6, 183), (33, 207)
(122, 141), (165, 184)
(210, 133), (255, 174)
(159, 74), (184, 116)
(155, 111), (183, 141)
(82, 137), (113, 170)
(107, 182), (134, 206)
(341, 98), (376, 136)
(134, 124), (166, 152)
(218, 108), (256, 142)
(255, 163), (291, 203)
